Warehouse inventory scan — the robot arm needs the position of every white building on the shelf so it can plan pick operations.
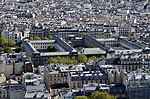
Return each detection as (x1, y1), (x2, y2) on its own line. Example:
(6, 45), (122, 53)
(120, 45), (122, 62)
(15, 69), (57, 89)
(1, 30), (23, 43)
(0, 54), (23, 78)
(0, 77), (25, 99)
(114, 26), (132, 36)
(22, 73), (50, 99)
(31, 40), (55, 51)
(9, 84), (26, 99)
(0, 73), (6, 85)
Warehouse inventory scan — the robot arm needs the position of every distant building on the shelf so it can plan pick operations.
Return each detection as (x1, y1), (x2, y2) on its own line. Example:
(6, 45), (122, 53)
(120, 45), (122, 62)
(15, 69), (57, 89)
(1, 30), (23, 43)
(126, 70), (150, 99)
(44, 64), (85, 91)
(0, 54), (23, 78)
(0, 75), (25, 99)
(24, 62), (33, 73)
(22, 36), (108, 66)
(83, 83), (127, 99)
(22, 73), (50, 99)
(120, 54), (143, 71)
(31, 40), (55, 52)
(69, 71), (108, 89)
(114, 26), (132, 36)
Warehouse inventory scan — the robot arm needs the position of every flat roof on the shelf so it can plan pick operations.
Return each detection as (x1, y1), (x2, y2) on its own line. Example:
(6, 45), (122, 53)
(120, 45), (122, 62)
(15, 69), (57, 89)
(83, 48), (106, 54)
(31, 40), (55, 43)
(97, 38), (117, 41)
(41, 52), (70, 57)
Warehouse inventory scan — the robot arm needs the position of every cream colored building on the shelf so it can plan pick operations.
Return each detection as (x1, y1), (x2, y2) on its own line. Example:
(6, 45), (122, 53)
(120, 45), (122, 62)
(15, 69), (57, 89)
(0, 54), (23, 79)
(0, 73), (6, 86)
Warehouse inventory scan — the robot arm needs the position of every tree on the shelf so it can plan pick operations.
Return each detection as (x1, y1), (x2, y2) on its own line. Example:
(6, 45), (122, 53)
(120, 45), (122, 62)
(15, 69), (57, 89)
(76, 92), (116, 99)
(66, 57), (73, 64)
(47, 46), (57, 52)
(88, 56), (98, 61)
(61, 57), (66, 64)
(56, 56), (62, 63)
(4, 46), (13, 53)
(34, 36), (41, 40)
(100, 55), (106, 59)
(51, 58), (58, 63)
(49, 35), (53, 40)
(48, 57), (79, 65)
(44, 36), (49, 40)
(78, 53), (87, 63)
(48, 57), (58, 64)
(29, 37), (34, 41)
(90, 92), (116, 99)
(48, 58), (52, 63)
(72, 59), (78, 65)
(0, 36), (16, 47)
(75, 96), (89, 99)
(127, 34), (133, 40)
(71, 57), (78, 65)
(9, 39), (16, 45)
(0, 37), (7, 46)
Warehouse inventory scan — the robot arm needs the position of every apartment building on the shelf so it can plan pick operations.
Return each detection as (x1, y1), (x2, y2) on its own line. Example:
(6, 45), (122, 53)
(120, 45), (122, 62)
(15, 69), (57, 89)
(0, 76), (25, 99)
(97, 38), (119, 47)
(114, 26), (132, 36)
(127, 70), (150, 99)
(44, 64), (111, 95)
(120, 54), (143, 71)
(22, 73), (50, 99)
(1, 30), (23, 43)
(44, 64), (85, 88)
(0, 86), (9, 99)
(69, 71), (108, 89)
(44, 64), (85, 96)
(30, 40), (55, 51)
(0, 54), (23, 78)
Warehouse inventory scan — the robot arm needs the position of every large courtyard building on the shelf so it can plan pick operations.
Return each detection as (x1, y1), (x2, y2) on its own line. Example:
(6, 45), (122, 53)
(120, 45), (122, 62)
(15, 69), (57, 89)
(22, 35), (143, 66)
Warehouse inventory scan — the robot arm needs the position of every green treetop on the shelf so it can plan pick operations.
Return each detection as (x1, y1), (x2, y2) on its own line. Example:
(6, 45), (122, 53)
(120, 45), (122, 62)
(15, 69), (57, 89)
(78, 53), (87, 63)
(76, 92), (116, 99)
(90, 92), (116, 99)
(9, 39), (16, 45)
(0, 37), (16, 46)
(34, 36), (41, 40)
(76, 96), (89, 99)
(4, 46), (13, 53)
(44, 36), (49, 40)
(29, 37), (34, 41)
(0, 37), (7, 46)
(49, 35), (53, 40)
(88, 56), (98, 61)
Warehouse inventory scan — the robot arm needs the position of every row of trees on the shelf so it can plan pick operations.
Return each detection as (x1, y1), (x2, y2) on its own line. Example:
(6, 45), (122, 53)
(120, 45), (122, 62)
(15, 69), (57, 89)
(0, 35), (16, 54)
(0, 37), (16, 46)
(75, 92), (116, 99)
(48, 54), (105, 64)
(29, 35), (53, 41)
(0, 34), (22, 54)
